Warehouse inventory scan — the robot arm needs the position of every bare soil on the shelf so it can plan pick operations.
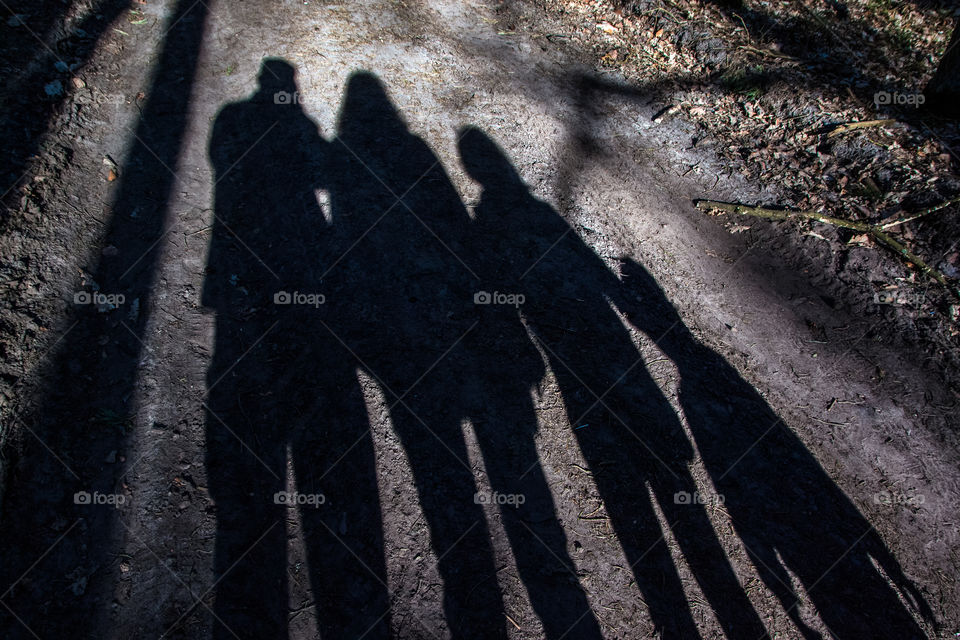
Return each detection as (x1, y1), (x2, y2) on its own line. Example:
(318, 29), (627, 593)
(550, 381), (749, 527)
(1, 0), (958, 638)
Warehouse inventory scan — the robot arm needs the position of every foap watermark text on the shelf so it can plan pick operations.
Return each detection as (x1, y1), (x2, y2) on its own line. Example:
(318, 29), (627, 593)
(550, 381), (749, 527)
(274, 291), (325, 307)
(74, 491), (126, 508)
(474, 491), (526, 507)
(874, 90), (925, 108)
(474, 291), (525, 307)
(274, 491), (326, 507)
(674, 490), (725, 506)
(273, 91), (303, 105)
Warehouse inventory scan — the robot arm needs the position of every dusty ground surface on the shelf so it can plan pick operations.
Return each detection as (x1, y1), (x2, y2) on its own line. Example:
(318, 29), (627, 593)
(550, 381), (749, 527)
(530, 0), (960, 391)
(0, 0), (958, 638)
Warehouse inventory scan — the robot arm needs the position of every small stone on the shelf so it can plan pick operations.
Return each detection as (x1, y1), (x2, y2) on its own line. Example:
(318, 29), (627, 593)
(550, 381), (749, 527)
(127, 298), (140, 323)
(70, 576), (87, 596)
(44, 80), (64, 97)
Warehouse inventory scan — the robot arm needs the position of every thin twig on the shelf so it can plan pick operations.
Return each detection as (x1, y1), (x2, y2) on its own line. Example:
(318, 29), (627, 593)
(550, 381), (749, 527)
(826, 119), (896, 138)
(879, 196), (960, 230)
(695, 200), (958, 298)
(738, 45), (798, 61)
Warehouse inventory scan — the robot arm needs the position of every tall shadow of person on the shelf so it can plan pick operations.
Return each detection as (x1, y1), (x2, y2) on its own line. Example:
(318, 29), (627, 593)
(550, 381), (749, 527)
(319, 72), (509, 638)
(458, 155), (608, 638)
(618, 259), (936, 639)
(203, 59), (389, 639)
(458, 127), (771, 639)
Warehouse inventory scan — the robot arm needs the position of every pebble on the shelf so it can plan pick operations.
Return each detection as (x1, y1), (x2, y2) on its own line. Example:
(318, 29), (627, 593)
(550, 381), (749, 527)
(44, 80), (64, 97)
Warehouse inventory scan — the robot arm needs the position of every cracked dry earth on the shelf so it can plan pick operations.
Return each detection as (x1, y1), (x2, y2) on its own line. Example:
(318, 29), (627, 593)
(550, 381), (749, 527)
(0, 0), (958, 638)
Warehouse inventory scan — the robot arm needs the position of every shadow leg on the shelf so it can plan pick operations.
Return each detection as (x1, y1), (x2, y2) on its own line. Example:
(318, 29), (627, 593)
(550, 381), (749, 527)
(567, 402), (701, 638)
(206, 395), (287, 640)
(293, 375), (391, 639)
(653, 475), (771, 639)
(474, 396), (604, 639)
(392, 403), (508, 640)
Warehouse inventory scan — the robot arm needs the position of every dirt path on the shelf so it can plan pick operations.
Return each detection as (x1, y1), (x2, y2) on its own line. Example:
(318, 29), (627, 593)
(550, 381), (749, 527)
(1, 0), (958, 638)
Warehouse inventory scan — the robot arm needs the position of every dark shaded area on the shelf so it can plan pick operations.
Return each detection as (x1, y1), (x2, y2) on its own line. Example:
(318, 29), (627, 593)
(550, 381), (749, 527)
(203, 60), (390, 639)
(0, 0), (131, 214)
(317, 72), (511, 640)
(330, 73), (606, 638)
(460, 125), (766, 639)
(0, 1), (940, 631)
(0, 0), (210, 637)
(926, 19), (960, 116)
(202, 62), (933, 638)
(554, 73), (647, 216)
(584, 0), (960, 142)
(683, 0), (958, 125)
(460, 124), (934, 638)
(203, 66), (604, 639)
(619, 258), (938, 639)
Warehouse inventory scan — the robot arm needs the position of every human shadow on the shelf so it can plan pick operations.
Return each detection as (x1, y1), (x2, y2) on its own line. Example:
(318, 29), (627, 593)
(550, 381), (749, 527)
(318, 71), (511, 639)
(458, 126), (938, 638)
(205, 64), (606, 640)
(617, 258), (937, 639)
(456, 142), (606, 637)
(458, 126), (772, 638)
(204, 59), (389, 639)
(202, 63), (935, 639)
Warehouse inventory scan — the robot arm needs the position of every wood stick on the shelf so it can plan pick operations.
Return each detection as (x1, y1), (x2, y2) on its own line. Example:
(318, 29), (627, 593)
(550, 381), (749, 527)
(694, 200), (958, 297)
(879, 196), (960, 230)
(826, 119), (896, 138)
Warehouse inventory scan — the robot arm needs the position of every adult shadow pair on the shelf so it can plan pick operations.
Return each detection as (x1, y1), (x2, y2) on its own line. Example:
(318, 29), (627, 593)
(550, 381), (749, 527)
(202, 59), (934, 639)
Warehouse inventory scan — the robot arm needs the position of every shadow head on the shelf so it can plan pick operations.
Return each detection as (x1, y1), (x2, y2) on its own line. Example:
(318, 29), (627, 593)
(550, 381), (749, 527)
(258, 58), (298, 97)
(338, 71), (409, 139)
(457, 126), (524, 191)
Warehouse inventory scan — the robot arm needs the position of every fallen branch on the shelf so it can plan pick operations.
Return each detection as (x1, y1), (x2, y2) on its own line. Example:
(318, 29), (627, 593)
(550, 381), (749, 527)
(694, 200), (958, 298)
(879, 195), (960, 230)
(738, 44), (798, 61)
(825, 119), (896, 138)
